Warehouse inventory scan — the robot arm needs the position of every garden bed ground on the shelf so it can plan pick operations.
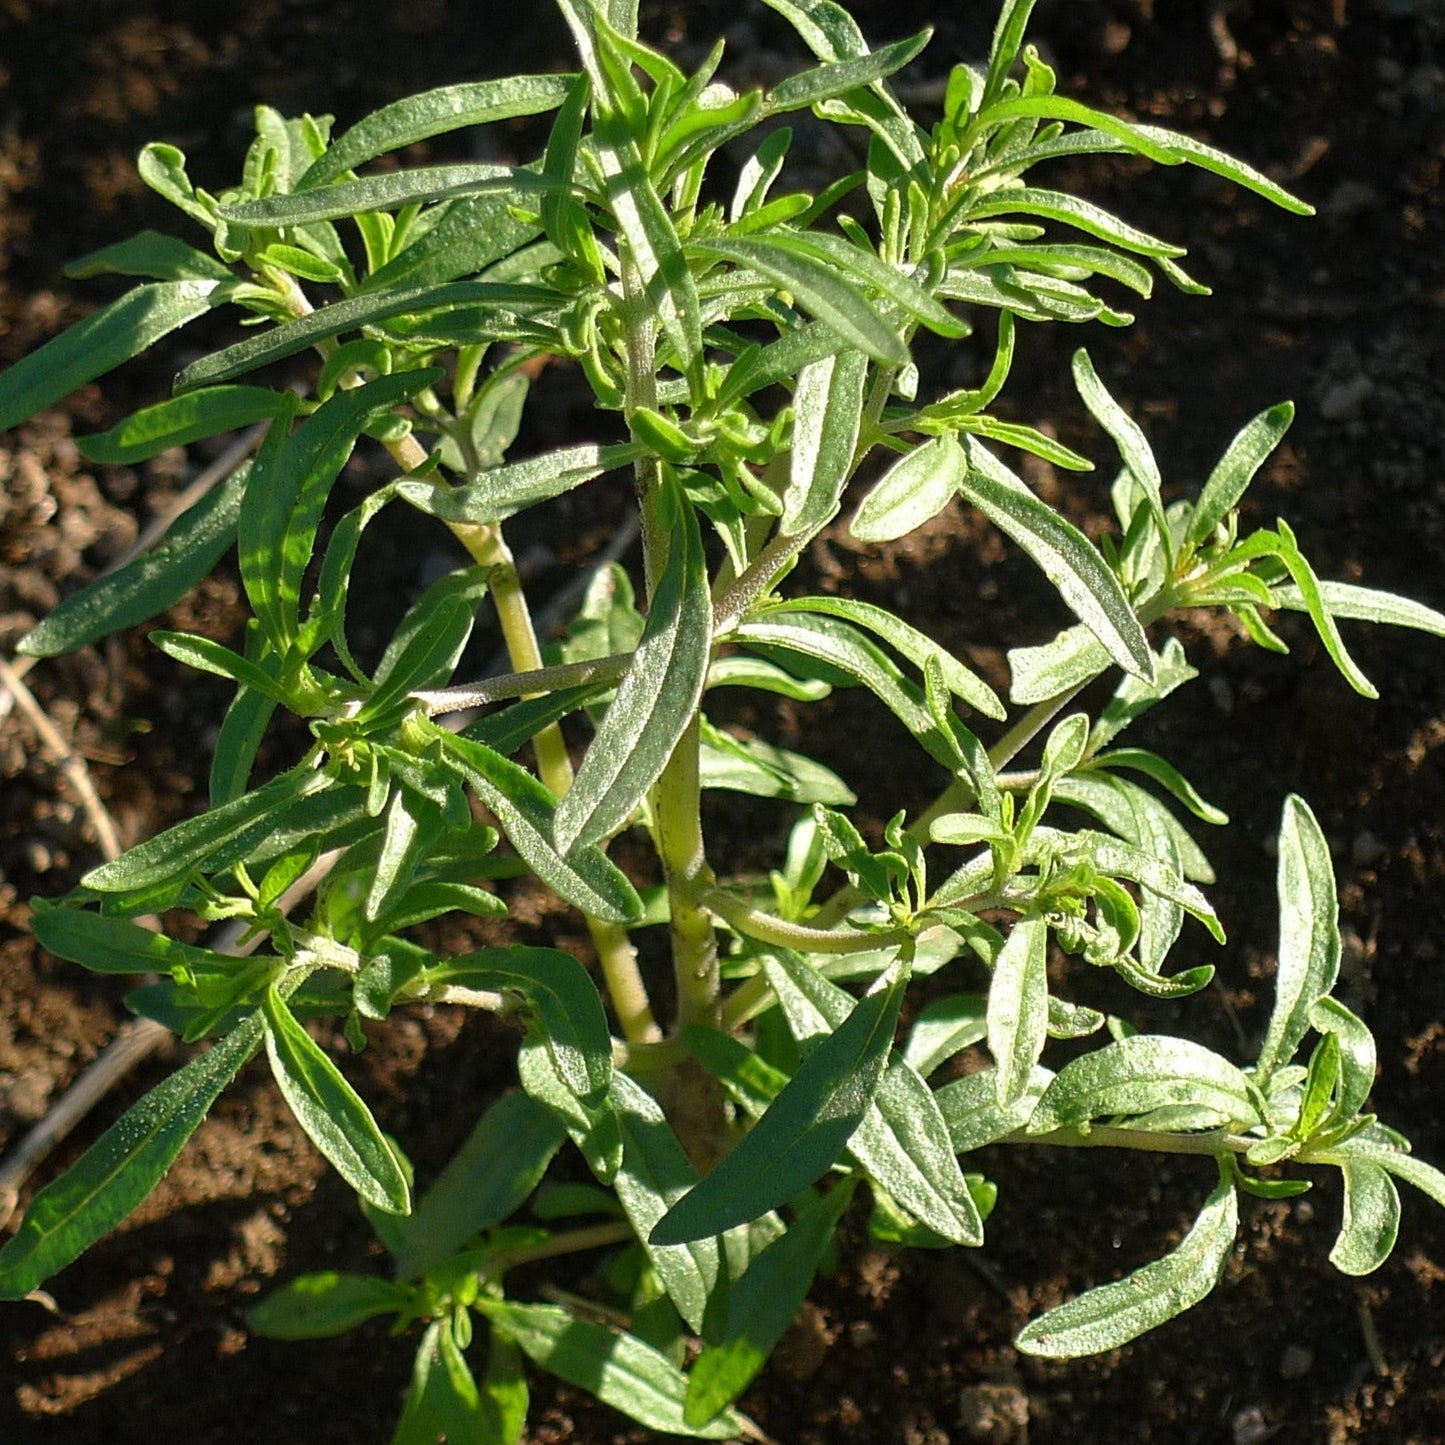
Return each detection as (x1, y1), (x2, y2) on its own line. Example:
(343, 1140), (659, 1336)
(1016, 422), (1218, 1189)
(2, 2), (1443, 1441)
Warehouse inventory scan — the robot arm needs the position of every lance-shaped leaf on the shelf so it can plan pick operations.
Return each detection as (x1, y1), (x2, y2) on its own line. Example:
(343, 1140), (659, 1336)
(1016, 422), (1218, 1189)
(1008, 623), (1114, 707)
(751, 592), (999, 716)
(391, 1092), (566, 1279)
(968, 188), (1187, 259)
(1325, 1140), (1445, 1213)
(691, 235), (908, 365)
(478, 1299), (748, 1440)
(650, 961), (906, 1245)
(1270, 580), (1445, 639)
(150, 629), (297, 705)
(392, 1319), (500, 1445)
(594, 105), (702, 380)
(297, 75), (574, 190)
(397, 442), (644, 525)
(65, 230), (233, 283)
(18, 462), (248, 659)
(82, 764), (333, 893)
(1330, 1160), (1400, 1277)
(28, 905), (230, 977)
(765, 27), (931, 112)
(1015, 1166), (1238, 1357)
(262, 986), (411, 1214)
(1256, 795), (1340, 1081)
(175, 280), (550, 390)
(0, 279), (218, 433)
(1027, 1034), (1263, 1135)
(361, 192), (543, 292)
(240, 371), (437, 653)
(1187, 401), (1294, 546)
(1132, 123), (1314, 215)
(961, 439), (1152, 682)
(684, 1182), (853, 1426)
(699, 723), (854, 805)
(935, 1064), (1054, 1154)
(988, 915), (1050, 1106)
(78, 387), (290, 464)
(419, 946), (613, 1105)
(426, 724), (642, 923)
(246, 1271), (411, 1340)
(782, 348), (868, 537)
(852, 433), (968, 545)
(608, 1073), (725, 1334)
(1072, 349), (1169, 568)
(554, 480), (711, 851)
(0, 1013), (263, 1298)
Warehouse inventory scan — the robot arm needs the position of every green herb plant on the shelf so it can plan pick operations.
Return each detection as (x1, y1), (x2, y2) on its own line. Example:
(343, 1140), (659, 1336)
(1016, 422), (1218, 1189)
(3, 0), (1443, 1436)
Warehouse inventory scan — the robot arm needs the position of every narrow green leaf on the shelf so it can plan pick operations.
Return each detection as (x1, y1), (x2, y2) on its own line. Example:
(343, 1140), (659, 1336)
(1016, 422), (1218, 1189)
(851, 1056), (984, 1245)
(362, 192), (543, 292)
(650, 961), (906, 1245)
(608, 1073), (724, 1334)
(988, 915), (1049, 1106)
(29, 906), (224, 977)
(1132, 123), (1314, 215)
(392, 1319), (497, 1445)
(961, 440), (1153, 682)
(691, 235), (908, 365)
(83, 764), (332, 892)
(1090, 748), (1227, 826)
(150, 629), (296, 704)
(751, 592), (999, 716)
(398, 442), (644, 525)
(782, 348), (868, 537)
(298, 76), (574, 190)
(175, 280), (550, 391)
(554, 480), (711, 851)
(240, 371), (435, 652)
(902, 993), (987, 1078)
(478, 1300), (748, 1439)
(767, 28), (931, 112)
(18, 462), (248, 659)
(1008, 623), (1113, 707)
(1308, 997), (1376, 1133)
(0, 1014), (263, 1298)
(420, 946), (613, 1105)
(595, 106), (703, 379)
(1072, 349), (1169, 566)
(228, 163), (529, 225)
(1269, 519), (1378, 697)
(392, 1092), (565, 1278)
(262, 986), (411, 1214)
(1016, 1167), (1238, 1357)
(967, 188), (1186, 259)
(1329, 1141), (1445, 1213)
(684, 1183), (853, 1426)
(1187, 402), (1294, 545)
(852, 434), (968, 545)
(0, 280), (218, 433)
(79, 388), (288, 465)
(1027, 1034), (1262, 1135)
(246, 1271), (410, 1340)
(1271, 580), (1445, 640)
(1331, 1160), (1401, 1276)
(678, 1027), (789, 1119)
(65, 230), (232, 283)
(1256, 795), (1340, 1081)
(425, 724), (642, 923)
(699, 723), (855, 805)
(935, 1064), (1053, 1153)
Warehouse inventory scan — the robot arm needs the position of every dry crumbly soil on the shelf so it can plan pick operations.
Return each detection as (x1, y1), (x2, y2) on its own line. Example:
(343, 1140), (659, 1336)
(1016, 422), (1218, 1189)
(2, 2), (1444, 1442)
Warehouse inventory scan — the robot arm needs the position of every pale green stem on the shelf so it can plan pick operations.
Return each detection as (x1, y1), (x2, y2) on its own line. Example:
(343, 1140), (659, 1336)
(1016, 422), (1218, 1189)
(480, 1220), (635, 1280)
(703, 888), (910, 956)
(390, 434), (659, 1045)
(1012, 1125), (1255, 1157)
(412, 651), (634, 715)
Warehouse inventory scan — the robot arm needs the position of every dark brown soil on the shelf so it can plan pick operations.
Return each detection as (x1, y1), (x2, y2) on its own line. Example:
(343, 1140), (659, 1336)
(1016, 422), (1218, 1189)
(3, 2), (1444, 1442)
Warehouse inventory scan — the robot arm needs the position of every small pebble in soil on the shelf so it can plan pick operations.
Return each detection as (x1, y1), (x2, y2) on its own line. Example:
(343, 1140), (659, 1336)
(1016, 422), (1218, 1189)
(957, 1381), (1029, 1444)
(1232, 1405), (1273, 1445)
(1279, 1343), (1314, 1379)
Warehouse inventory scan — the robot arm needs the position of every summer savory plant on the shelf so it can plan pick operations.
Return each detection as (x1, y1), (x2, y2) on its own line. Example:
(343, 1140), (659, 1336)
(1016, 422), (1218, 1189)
(3, 0), (1443, 1435)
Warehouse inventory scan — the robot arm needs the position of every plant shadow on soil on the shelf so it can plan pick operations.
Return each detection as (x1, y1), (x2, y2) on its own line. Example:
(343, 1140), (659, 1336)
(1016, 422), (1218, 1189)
(2, 2), (1443, 1441)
